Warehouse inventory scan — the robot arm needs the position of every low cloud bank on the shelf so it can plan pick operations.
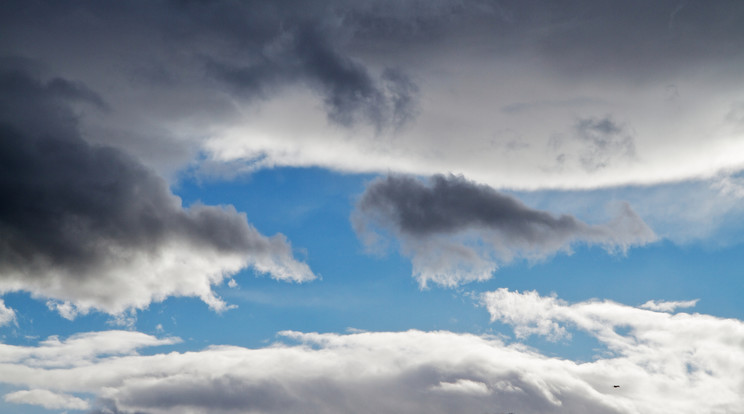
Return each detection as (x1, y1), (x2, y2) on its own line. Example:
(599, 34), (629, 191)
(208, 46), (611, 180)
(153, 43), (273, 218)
(1, 293), (742, 414)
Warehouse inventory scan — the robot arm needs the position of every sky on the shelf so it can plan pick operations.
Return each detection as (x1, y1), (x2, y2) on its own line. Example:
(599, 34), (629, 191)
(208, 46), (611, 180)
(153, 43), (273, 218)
(1, 0), (744, 413)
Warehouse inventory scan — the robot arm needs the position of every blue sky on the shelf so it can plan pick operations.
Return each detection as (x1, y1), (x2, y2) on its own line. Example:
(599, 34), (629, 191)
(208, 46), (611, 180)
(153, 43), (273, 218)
(2, 1), (744, 413)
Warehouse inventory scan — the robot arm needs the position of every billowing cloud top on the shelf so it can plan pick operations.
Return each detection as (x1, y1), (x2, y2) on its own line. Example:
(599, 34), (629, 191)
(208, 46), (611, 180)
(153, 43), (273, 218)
(354, 175), (656, 286)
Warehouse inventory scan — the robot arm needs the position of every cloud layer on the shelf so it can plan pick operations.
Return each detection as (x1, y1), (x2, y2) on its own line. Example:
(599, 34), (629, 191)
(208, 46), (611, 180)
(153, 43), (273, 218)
(1, 293), (743, 414)
(0, 67), (314, 316)
(354, 175), (656, 286)
(1, 0), (743, 189)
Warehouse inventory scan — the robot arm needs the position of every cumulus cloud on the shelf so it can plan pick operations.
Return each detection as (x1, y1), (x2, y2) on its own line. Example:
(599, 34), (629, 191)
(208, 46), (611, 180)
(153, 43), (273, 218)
(0, 67), (315, 316)
(354, 174), (656, 286)
(482, 289), (744, 413)
(0, 314), (742, 414)
(4, 389), (90, 410)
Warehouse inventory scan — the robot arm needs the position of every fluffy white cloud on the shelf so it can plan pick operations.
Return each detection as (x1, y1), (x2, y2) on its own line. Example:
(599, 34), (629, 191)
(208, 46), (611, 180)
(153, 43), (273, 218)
(0, 310), (742, 414)
(482, 289), (744, 413)
(4, 389), (89, 410)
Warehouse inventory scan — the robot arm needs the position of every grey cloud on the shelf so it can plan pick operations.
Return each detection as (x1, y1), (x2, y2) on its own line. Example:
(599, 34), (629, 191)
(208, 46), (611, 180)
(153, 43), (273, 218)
(205, 23), (418, 131)
(501, 97), (604, 114)
(44, 78), (109, 111)
(354, 175), (656, 286)
(726, 101), (744, 129)
(574, 117), (636, 171)
(0, 67), (314, 315)
(2, 0), (743, 190)
(0, 0), (419, 134)
(511, 0), (744, 80)
(341, 0), (744, 80)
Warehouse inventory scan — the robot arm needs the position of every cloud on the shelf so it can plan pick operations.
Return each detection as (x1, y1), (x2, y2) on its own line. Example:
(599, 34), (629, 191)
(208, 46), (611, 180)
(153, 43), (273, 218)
(0, 0), (421, 175)
(204, 25), (418, 132)
(480, 289), (744, 413)
(571, 117), (636, 172)
(0, 67), (315, 316)
(4, 389), (89, 410)
(353, 174), (656, 286)
(0, 313), (742, 414)
(2, 0), (743, 191)
(639, 299), (699, 313)
(0, 300), (15, 327)
(0, 330), (179, 367)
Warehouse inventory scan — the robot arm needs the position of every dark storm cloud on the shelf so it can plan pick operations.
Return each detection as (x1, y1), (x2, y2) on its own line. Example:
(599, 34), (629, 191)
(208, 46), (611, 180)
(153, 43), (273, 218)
(0, 67), (314, 314)
(0, 0), (420, 134)
(2, 0), (742, 186)
(332, 0), (744, 80)
(357, 174), (582, 238)
(480, 0), (744, 79)
(356, 174), (644, 241)
(205, 24), (418, 130)
(354, 175), (655, 286)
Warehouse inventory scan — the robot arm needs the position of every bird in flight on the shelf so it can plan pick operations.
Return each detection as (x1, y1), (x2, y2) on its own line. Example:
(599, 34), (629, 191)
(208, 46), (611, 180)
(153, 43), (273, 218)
(613, 385), (621, 388)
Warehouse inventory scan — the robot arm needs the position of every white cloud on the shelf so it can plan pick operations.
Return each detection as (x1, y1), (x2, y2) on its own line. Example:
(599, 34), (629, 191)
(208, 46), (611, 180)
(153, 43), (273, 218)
(0, 315), (742, 414)
(639, 299), (699, 312)
(4, 389), (89, 410)
(0, 300), (15, 327)
(3, 234), (314, 317)
(201, 52), (744, 191)
(430, 379), (491, 396)
(482, 289), (744, 413)
(482, 289), (570, 341)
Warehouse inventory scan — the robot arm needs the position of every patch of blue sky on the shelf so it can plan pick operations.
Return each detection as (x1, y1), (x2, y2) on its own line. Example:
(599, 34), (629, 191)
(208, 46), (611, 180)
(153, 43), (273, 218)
(164, 167), (744, 356)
